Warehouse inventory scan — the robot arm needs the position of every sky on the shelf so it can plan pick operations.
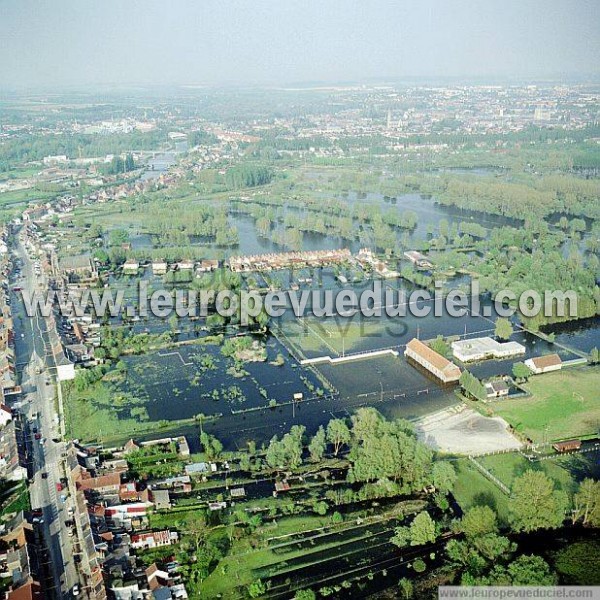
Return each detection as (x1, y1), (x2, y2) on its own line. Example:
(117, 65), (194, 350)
(1, 0), (599, 88)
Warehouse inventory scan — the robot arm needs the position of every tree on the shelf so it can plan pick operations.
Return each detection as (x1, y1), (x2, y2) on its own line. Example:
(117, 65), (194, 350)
(124, 153), (135, 172)
(391, 526), (411, 548)
(510, 470), (568, 532)
(431, 461), (457, 493)
(572, 478), (600, 527)
(195, 413), (207, 436)
(398, 578), (413, 599)
(349, 427), (432, 491)
(186, 511), (208, 552)
(460, 505), (498, 540)
(429, 335), (450, 357)
(350, 407), (384, 442)
(308, 426), (326, 462)
(488, 555), (557, 586)
(412, 558), (427, 573)
(326, 419), (351, 456)
(200, 432), (223, 460)
(312, 500), (328, 515)
(248, 579), (267, 598)
(512, 361), (533, 382)
(459, 370), (487, 401)
(266, 425), (305, 470)
(409, 511), (437, 546)
(554, 541), (600, 584)
(495, 317), (513, 341)
(447, 505), (516, 578)
(294, 590), (316, 600)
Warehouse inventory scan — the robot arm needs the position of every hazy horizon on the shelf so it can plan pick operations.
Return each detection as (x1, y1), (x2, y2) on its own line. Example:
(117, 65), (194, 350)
(1, 0), (599, 89)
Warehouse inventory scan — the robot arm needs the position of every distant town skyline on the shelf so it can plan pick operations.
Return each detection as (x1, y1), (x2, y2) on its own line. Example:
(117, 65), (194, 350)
(1, 0), (599, 88)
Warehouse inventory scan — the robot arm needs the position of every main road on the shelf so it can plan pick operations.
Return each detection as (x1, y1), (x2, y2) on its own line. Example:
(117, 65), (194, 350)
(11, 229), (80, 598)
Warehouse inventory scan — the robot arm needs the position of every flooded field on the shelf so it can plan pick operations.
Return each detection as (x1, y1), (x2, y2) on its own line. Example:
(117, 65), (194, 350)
(65, 187), (598, 450)
(111, 336), (324, 422)
(80, 190), (520, 258)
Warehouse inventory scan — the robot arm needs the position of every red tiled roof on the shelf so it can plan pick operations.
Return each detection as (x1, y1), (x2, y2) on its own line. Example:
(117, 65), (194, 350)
(530, 353), (562, 369)
(76, 472), (120, 491)
(8, 582), (44, 600)
(406, 338), (460, 374)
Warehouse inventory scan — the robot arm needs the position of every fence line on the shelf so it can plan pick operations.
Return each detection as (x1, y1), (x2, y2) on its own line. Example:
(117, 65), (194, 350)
(468, 455), (511, 495)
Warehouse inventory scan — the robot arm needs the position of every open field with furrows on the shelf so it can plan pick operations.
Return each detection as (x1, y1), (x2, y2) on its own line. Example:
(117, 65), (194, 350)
(199, 499), (427, 599)
(491, 366), (600, 444)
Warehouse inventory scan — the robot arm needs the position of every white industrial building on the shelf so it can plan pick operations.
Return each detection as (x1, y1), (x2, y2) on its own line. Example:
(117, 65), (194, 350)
(451, 337), (526, 362)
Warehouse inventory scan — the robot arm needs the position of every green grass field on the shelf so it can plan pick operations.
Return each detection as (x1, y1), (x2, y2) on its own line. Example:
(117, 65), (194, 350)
(493, 366), (600, 443)
(453, 452), (577, 526)
(452, 457), (511, 524)
(478, 453), (576, 494)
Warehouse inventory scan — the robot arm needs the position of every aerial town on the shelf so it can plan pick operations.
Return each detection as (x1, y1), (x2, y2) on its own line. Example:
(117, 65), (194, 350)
(0, 2), (599, 599)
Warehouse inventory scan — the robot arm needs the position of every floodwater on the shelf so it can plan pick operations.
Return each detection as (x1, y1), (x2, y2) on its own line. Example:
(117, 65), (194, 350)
(94, 187), (598, 448)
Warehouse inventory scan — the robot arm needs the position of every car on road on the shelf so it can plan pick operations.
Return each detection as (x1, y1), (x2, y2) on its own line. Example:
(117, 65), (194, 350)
(41, 472), (48, 479)
(72, 584), (80, 596)
(34, 433), (41, 440)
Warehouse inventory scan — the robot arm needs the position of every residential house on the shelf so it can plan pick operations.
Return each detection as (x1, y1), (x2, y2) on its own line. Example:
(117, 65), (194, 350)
(524, 354), (563, 375)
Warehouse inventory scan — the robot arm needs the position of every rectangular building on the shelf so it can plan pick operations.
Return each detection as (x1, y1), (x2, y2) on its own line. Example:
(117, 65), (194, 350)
(451, 337), (526, 362)
(525, 353), (562, 374)
(404, 338), (461, 383)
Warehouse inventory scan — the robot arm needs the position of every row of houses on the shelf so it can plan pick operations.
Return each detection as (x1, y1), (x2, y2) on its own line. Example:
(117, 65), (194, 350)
(228, 248), (353, 272)
(0, 410), (27, 483)
(122, 258), (219, 276)
(0, 226), (46, 599)
(356, 248), (399, 278)
(64, 439), (190, 599)
(0, 236), (19, 399)
(0, 511), (45, 600)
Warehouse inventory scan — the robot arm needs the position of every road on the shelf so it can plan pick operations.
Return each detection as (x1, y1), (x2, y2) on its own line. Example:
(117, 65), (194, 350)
(11, 230), (80, 598)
